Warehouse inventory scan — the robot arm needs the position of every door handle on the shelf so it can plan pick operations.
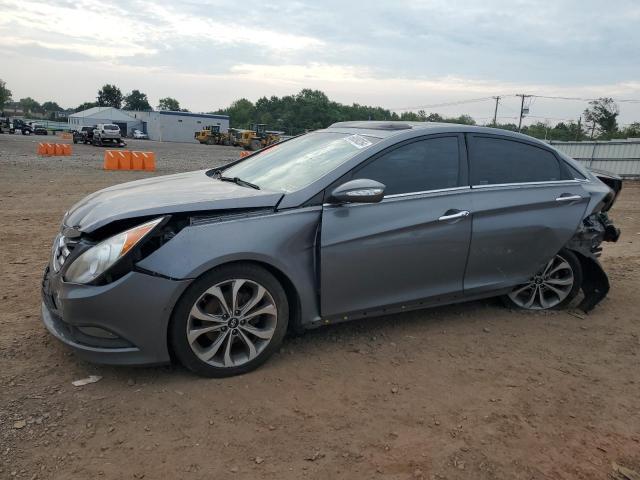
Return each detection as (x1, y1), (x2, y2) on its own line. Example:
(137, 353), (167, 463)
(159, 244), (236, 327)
(555, 194), (583, 202)
(438, 210), (470, 221)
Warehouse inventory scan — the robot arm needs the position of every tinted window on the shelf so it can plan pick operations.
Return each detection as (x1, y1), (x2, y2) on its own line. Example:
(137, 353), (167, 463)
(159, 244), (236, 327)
(353, 137), (460, 195)
(565, 162), (586, 179)
(470, 137), (564, 185)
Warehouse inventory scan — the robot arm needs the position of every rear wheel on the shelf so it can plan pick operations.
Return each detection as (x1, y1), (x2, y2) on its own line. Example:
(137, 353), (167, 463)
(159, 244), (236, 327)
(504, 249), (582, 310)
(170, 264), (289, 377)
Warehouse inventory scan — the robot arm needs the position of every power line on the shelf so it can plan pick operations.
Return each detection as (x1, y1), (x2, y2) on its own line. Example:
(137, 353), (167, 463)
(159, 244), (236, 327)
(527, 94), (640, 103)
(393, 93), (640, 113)
(392, 96), (496, 111)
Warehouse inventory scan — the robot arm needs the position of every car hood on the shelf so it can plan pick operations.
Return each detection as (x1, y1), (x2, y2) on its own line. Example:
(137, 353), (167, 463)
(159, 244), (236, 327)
(64, 169), (283, 233)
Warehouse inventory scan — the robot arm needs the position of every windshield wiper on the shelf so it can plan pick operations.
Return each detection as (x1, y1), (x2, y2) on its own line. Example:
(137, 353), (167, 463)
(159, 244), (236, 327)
(218, 175), (260, 190)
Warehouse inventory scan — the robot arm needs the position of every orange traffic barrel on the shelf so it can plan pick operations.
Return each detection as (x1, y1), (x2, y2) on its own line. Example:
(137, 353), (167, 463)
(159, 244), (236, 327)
(54, 144), (64, 156)
(62, 144), (72, 156)
(37, 143), (47, 155)
(104, 150), (118, 170)
(117, 150), (132, 169)
(139, 152), (156, 171)
(45, 144), (55, 156)
(131, 151), (145, 170)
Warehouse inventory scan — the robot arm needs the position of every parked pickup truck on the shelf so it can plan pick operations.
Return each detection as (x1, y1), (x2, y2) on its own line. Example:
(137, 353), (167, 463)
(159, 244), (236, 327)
(32, 123), (48, 135)
(72, 126), (96, 144)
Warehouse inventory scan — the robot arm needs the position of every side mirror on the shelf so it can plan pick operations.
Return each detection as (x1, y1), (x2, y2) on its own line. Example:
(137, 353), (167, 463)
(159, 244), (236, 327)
(329, 179), (386, 204)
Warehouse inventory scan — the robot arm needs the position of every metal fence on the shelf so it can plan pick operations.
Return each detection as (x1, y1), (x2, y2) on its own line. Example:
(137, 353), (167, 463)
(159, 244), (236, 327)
(550, 139), (640, 178)
(22, 118), (70, 131)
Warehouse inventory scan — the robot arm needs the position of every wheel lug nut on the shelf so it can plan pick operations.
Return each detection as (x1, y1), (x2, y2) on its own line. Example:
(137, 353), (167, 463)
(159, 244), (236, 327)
(235, 310), (241, 315)
(222, 326), (228, 332)
(223, 314), (228, 319)
(232, 328), (238, 335)
(239, 319), (245, 325)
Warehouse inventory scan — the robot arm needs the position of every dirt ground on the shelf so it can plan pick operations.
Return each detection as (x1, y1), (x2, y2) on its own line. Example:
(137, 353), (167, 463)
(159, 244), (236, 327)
(0, 133), (638, 480)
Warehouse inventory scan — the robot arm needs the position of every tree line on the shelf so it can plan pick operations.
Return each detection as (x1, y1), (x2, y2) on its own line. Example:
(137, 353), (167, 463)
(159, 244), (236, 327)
(1, 78), (638, 140)
(213, 89), (639, 140)
(0, 81), (185, 119)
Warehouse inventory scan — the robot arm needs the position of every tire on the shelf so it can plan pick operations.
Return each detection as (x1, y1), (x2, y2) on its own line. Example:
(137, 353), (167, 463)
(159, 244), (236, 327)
(249, 139), (261, 151)
(503, 248), (583, 310)
(170, 264), (289, 377)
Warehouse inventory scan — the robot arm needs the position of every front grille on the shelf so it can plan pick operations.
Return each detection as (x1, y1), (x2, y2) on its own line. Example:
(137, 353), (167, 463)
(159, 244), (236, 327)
(52, 234), (76, 272)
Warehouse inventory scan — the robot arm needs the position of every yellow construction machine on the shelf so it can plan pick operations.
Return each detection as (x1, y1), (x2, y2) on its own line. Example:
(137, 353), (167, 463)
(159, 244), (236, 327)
(195, 125), (231, 145)
(233, 124), (281, 151)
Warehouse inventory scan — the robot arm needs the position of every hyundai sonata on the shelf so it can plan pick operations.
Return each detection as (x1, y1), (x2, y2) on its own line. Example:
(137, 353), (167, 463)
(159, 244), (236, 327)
(42, 122), (621, 377)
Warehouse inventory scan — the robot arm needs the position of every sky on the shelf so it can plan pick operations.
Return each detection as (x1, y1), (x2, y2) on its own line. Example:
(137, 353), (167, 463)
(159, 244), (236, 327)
(1, 0), (640, 126)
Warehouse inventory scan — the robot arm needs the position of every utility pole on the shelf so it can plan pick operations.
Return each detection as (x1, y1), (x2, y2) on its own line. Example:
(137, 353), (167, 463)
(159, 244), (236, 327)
(492, 96), (500, 126)
(516, 94), (530, 132)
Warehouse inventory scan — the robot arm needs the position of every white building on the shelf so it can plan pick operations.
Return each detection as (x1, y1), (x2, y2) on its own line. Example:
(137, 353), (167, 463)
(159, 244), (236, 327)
(128, 111), (230, 143)
(68, 107), (142, 135)
(68, 107), (230, 143)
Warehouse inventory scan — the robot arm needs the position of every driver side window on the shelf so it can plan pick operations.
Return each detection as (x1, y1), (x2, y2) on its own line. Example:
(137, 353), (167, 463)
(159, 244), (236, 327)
(353, 136), (461, 195)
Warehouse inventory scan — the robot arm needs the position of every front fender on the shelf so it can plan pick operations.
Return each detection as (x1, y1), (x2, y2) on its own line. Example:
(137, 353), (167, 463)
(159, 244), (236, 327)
(136, 207), (322, 326)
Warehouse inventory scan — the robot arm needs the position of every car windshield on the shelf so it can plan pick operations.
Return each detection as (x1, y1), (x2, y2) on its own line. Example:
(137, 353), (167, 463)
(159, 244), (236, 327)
(222, 132), (381, 193)
(104, 125), (119, 130)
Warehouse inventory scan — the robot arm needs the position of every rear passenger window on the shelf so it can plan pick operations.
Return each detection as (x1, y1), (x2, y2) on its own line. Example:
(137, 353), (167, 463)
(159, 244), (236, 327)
(565, 162), (586, 180)
(354, 137), (460, 195)
(470, 137), (565, 185)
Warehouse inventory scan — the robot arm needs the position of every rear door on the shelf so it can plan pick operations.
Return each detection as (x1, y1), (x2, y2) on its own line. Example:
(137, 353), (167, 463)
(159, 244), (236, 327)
(320, 134), (473, 318)
(464, 134), (589, 295)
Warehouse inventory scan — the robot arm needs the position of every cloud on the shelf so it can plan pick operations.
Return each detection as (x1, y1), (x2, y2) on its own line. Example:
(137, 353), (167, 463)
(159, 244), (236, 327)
(1, 0), (639, 123)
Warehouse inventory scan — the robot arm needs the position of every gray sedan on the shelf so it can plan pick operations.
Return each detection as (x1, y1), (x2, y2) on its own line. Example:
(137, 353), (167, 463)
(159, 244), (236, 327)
(42, 122), (621, 377)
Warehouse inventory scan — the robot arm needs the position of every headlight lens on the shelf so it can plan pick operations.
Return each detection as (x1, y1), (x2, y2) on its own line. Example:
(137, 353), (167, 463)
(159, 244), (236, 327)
(64, 217), (163, 284)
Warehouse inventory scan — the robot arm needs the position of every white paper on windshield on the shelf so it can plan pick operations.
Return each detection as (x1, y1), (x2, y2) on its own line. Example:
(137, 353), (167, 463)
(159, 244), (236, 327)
(344, 134), (373, 149)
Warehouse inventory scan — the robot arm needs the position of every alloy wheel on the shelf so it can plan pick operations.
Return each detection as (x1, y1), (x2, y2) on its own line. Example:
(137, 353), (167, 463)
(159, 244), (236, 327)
(508, 254), (575, 310)
(186, 279), (278, 368)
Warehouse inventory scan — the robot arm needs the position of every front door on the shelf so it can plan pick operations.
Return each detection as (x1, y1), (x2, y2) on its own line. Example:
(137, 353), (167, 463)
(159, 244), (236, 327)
(320, 134), (473, 318)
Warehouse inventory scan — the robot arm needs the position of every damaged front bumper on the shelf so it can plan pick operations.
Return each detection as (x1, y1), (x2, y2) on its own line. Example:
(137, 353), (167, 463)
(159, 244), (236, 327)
(41, 266), (190, 365)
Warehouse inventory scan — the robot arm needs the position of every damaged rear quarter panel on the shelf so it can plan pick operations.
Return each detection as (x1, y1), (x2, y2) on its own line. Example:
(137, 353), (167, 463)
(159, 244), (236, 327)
(136, 207), (323, 326)
(564, 175), (622, 311)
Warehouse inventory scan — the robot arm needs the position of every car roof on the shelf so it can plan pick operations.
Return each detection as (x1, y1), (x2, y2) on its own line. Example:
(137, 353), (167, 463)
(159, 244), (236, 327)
(326, 120), (549, 146)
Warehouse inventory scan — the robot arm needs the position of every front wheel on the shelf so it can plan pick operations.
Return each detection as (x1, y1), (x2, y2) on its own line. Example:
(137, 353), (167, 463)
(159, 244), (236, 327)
(504, 249), (583, 310)
(170, 264), (289, 377)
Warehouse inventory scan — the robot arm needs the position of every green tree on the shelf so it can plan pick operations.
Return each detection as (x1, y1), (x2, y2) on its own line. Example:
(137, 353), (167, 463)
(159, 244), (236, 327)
(42, 101), (62, 112)
(0, 79), (11, 110)
(157, 97), (181, 111)
(41, 101), (63, 120)
(19, 97), (42, 114)
(123, 90), (152, 111)
(97, 84), (123, 108)
(74, 101), (98, 112)
(620, 122), (640, 138)
(583, 97), (619, 139)
(216, 98), (255, 128)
